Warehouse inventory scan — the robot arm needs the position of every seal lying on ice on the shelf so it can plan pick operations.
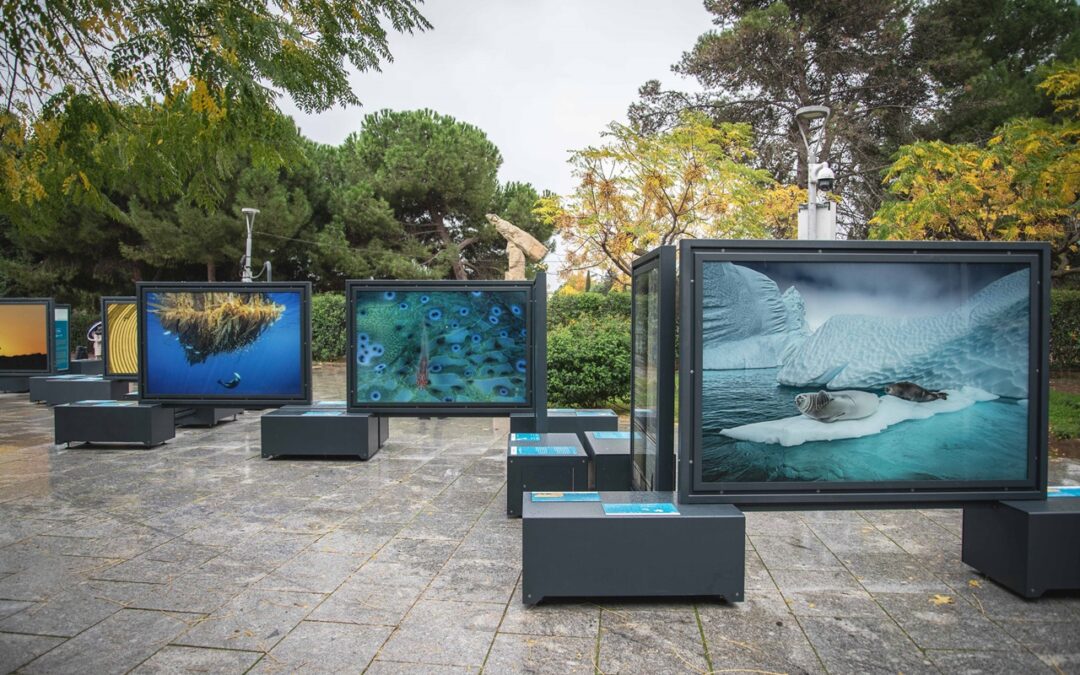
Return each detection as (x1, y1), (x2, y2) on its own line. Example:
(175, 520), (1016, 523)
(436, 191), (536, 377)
(794, 390), (880, 423)
(885, 381), (948, 402)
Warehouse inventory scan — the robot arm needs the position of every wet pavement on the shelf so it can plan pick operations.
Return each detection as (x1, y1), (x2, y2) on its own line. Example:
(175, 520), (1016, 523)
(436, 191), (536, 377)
(1, 364), (1078, 673)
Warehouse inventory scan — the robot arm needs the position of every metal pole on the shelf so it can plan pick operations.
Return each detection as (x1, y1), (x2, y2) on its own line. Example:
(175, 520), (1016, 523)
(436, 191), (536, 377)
(806, 150), (817, 240)
(241, 208), (259, 282)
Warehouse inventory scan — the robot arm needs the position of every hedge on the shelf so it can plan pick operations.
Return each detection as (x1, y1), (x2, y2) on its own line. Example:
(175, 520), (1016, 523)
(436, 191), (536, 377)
(312, 293), (347, 362)
(546, 314), (631, 408)
(547, 290), (630, 325)
(1051, 289), (1080, 369)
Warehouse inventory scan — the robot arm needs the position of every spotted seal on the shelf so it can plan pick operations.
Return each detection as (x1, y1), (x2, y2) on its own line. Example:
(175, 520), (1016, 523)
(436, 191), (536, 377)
(794, 390), (880, 423)
(885, 381), (948, 402)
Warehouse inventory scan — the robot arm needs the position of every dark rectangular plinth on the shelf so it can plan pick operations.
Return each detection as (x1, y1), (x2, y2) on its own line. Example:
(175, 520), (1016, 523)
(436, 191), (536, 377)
(261, 407), (381, 459)
(173, 407), (237, 428)
(0, 376), (30, 393)
(583, 431), (633, 491)
(37, 376), (130, 406)
(55, 401), (175, 447)
(511, 409), (619, 440)
(962, 498), (1080, 598)
(522, 491), (745, 605)
(506, 433), (588, 518)
(69, 359), (104, 375)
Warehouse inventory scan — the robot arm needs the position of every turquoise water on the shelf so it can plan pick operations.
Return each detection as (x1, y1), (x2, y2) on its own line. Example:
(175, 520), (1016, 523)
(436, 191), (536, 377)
(701, 368), (1029, 483)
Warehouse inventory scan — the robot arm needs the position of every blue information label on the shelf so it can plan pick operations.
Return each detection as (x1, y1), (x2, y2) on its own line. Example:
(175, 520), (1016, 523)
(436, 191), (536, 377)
(510, 445), (578, 456)
(315, 400), (347, 406)
(602, 503), (679, 516)
(511, 433), (541, 441)
(547, 408), (575, 414)
(1048, 486), (1080, 498)
(593, 431), (631, 440)
(94, 401), (137, 407)
(530, 491), (601, 502)
(577, 410), (615, 417)
(302, 411), (344, 417)
(54, 309), (69, 372)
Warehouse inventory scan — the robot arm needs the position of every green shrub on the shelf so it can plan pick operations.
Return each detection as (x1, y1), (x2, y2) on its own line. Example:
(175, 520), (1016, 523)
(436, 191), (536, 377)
(68, 307), (99, 354)
(547, 291), (630, 327)
(1050, 390), (1080, 439)
(547, 315), (631, 408)
(1051, 289), (1080, 370)
(311, 292), (347, 361)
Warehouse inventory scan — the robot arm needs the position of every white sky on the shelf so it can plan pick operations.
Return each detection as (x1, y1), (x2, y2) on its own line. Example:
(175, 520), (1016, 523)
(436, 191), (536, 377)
(278, 0), (712, 282)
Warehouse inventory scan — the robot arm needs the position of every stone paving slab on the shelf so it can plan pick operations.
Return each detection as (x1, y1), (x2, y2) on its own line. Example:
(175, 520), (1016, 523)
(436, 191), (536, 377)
(0, 366), (1078, 673)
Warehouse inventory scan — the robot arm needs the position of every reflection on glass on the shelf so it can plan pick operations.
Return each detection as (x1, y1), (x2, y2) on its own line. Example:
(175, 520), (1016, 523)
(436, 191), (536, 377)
(632, 266), (660, 490)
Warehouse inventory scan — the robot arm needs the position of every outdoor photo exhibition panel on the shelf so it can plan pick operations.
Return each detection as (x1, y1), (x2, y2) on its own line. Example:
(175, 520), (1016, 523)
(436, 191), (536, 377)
(102, 296), (138, 380)
(677, 240), (1050, 507)
(54, 304), (70, 372)
(347, 276), (546, 416)
(630, 246), (676, 491)
(0, 298), (55, 376)
(136, 282), (313, 407)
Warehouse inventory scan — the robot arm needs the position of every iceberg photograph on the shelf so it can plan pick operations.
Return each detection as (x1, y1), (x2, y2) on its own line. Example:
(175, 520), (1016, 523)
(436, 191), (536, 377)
(699, 260), (1032, 484)
(352, 289), (529, 405)
(142, 290), (305, 399)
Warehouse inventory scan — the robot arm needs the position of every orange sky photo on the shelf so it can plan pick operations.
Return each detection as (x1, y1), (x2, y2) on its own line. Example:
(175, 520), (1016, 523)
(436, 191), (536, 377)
(0, 304), (48, 356)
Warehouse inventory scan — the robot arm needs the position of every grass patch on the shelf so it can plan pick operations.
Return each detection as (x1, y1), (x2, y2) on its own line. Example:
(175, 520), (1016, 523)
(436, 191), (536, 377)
(1049, 390), (1080, 439)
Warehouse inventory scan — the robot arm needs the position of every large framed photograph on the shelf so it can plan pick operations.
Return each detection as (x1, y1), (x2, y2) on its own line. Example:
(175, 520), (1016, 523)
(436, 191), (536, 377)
(678, 240), (1050, 507)
(102, 296), (138, 380)
(630, 247), (677, 491)
(0, 298), (54, 376)
(347, 277), (546, 416)
(137, 283), (312, 407)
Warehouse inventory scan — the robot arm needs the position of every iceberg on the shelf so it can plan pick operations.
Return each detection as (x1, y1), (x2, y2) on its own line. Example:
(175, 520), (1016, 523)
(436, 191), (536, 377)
(702, 263), (810, 370)
(776, 270), (1029, 398)
(721, 386), (999, 447)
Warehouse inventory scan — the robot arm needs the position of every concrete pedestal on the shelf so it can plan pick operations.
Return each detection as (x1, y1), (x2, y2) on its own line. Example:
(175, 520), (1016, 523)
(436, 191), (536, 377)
(69, 359), (104, 376)
(261, 406), (383, 459)
(0, 376), (30, 393)
(582, 431), (633, 491)
(522, 491), (745, 606)
(173, 407), (238, 428)
(962, 497), (1080, 598)
(55, 401), (175, 447)
(33, 376), (130, 406)
(506, 432), (589, 518)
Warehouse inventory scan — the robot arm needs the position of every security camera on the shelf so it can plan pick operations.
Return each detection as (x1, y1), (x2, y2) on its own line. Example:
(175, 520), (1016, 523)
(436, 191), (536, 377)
(815, 163), (835, 192)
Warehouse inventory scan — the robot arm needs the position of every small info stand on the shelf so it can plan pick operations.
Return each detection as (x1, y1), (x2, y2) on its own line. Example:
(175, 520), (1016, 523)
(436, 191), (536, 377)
(55, 400), (175, 448)
(31, 374), (129, 406)
(261, 401), (388, 460)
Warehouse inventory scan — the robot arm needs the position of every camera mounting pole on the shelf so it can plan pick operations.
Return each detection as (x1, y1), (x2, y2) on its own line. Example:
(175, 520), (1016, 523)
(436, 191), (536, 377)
(795, 105), (832, 240)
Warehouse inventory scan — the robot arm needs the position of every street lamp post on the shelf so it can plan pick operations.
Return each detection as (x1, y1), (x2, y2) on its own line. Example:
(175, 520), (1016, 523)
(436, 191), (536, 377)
(241, 207), (259, 282)
(795, 105), (834, 240)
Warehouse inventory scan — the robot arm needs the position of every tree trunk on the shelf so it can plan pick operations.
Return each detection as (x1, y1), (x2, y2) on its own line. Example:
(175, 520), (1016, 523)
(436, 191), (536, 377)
(431, 209), (468, 280)
(206, 261), (217, 282)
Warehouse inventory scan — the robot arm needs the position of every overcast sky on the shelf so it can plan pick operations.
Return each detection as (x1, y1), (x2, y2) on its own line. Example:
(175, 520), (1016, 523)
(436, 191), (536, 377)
(280, 0), (711, 197)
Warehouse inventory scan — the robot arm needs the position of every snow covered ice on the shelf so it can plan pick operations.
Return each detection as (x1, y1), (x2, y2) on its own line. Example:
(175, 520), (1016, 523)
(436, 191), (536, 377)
(701, 263), (809, 370)
(721, 386), (999, 447)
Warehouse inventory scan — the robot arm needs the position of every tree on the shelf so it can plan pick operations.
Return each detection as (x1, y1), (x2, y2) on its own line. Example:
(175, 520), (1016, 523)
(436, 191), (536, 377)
(1, 0), (429, 116)
(538, 112), (802, 282)
(338, 109), (549, 280)
(871, 60), (1080, 278)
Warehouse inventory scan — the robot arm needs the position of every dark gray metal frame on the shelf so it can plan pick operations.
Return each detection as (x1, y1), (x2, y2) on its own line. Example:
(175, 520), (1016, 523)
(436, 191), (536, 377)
(630, 246), (677, 491)
(101, 296), (137, 381)
(136, 282), (313, 407)
(677, 239), (1051, 507)
(0, 298), (55, 376)
(54, 304), (70, 372)
(346, 276), (547, 417)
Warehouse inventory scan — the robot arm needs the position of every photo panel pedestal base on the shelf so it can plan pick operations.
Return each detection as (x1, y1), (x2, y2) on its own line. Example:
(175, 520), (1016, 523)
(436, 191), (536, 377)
(962, 498), (1080, 598)
(506, 432), (588, 518)
(54, 401), (176, 447)
(172, 406), (238, 428)
(261, 406), (383, 459)
(583, 431), (633, 491)
(1, 376), (31, 393)
(522, 491), (745, 606)
(34, 375), (130, 406)
(69, 359), (104, 376)
(511, 409), (618, 444)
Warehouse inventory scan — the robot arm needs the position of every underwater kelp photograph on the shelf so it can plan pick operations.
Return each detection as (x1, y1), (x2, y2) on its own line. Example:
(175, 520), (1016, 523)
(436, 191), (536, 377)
(142, 290), (305, 399)
(352, 289), (529, 405)
(699, 260), (1033, 484)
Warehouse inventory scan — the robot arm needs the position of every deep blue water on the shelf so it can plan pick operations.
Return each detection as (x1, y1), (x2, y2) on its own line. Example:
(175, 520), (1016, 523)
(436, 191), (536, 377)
(701, 368), (1029, 483)
(353, 290), (528, 404)
(144, 291), (303, 398)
